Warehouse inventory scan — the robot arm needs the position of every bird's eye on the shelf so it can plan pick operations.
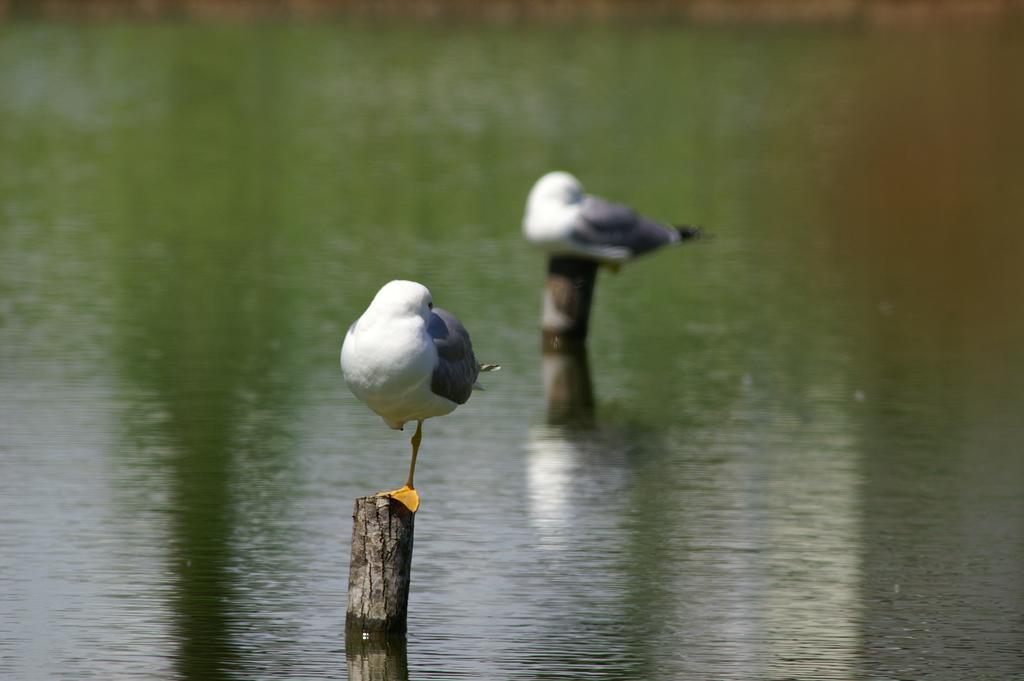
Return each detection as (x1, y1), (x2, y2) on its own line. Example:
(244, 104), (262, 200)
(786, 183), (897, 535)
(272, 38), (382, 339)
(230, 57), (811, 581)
(428, 302), (433, 309)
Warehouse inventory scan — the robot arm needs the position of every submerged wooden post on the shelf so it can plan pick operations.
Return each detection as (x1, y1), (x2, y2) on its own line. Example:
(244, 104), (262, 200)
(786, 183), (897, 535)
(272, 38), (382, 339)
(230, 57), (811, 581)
(346, 495), (415, 635)
(542, 256), (599, 351)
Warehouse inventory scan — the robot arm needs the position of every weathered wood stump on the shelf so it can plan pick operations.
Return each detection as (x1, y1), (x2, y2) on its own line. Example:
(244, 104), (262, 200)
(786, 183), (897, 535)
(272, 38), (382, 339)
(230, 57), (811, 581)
(346, 495), (415, 636)
(542, 256), (599, 351)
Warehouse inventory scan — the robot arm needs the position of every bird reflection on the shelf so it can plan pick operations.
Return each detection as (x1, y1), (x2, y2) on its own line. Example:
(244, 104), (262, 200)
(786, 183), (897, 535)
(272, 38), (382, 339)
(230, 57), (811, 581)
(530, 343), (641, 548)
(345, 632), (409, 681)
(533, 337), (604, 547)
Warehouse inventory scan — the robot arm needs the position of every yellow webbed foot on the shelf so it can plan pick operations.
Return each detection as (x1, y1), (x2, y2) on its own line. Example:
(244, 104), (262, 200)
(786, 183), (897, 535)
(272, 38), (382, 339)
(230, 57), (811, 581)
(377, 485), (420, 513)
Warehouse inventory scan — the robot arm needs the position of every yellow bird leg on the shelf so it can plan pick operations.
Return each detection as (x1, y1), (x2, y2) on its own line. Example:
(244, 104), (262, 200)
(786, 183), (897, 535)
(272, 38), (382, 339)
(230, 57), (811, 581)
(378, 420), (422, 513)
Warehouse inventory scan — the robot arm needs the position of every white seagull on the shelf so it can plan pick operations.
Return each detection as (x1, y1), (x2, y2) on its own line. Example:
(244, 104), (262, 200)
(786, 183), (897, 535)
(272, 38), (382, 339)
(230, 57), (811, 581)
(340, 280), (498, 512)
(522, 171), (701, 265)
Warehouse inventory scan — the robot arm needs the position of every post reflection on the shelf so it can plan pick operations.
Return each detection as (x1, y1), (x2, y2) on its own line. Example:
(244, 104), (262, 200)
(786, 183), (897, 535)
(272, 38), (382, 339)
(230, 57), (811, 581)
(345, 633), (410, 681)
(533, 343), (607, 547)
(530, 341), (632, 549)
(542, 345), (595, 428)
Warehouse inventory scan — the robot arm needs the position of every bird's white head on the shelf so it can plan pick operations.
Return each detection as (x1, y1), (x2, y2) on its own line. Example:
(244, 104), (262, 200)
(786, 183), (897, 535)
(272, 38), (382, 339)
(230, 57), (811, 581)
(367, 280), (434, 322)
(526, 171), (584, 212)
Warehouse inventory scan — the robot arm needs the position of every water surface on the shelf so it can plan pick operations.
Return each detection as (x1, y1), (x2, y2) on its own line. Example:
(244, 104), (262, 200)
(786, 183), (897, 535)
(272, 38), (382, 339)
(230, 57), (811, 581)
(1, 20), (1023, 680)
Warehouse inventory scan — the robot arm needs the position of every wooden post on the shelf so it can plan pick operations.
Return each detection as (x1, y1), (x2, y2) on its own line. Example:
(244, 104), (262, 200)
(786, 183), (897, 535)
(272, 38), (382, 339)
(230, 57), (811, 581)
(346, 495), (415, 636)
(542, 256), (599, 352)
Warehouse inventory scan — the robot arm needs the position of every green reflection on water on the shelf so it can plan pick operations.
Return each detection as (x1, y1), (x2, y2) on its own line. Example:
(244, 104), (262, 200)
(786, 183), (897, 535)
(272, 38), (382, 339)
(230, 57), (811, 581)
(1, 19), (1023, 681)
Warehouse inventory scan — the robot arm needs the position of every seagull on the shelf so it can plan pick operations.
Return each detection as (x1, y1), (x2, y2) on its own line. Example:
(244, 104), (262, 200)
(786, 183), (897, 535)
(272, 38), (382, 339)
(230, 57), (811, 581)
(340, 280), (498, 513)
(522, 171), (701, 266)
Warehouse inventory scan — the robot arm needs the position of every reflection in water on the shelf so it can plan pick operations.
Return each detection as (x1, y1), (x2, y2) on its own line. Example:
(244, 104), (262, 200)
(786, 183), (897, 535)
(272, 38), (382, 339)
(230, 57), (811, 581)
(754, 404), (864, 678)
(526, 427), (632, 550)
(107, 34), (303, 679)
(346, 634), (409, 681)
(535, 264), (867, 675)
(542, 347), (595, 427)
(825, 43), (1024, 677)
(530, 359), (867, 678)
(534, 342), (618, 547)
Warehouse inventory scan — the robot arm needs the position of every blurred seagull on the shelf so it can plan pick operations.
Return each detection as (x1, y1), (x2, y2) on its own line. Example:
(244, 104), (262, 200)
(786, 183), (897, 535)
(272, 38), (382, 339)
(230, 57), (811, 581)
(522, 171), (701, 266)
(341, 280), (499, 513)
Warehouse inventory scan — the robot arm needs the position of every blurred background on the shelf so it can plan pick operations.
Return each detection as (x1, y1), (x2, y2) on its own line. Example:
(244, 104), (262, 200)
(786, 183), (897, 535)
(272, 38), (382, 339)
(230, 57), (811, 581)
(1, 4), (1023, 680)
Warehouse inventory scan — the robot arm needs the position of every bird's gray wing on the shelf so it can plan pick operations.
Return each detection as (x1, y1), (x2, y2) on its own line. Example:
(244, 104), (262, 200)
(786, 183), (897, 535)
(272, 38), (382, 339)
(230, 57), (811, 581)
(573, 195), (680, 257)
(427, 308), (480, 405)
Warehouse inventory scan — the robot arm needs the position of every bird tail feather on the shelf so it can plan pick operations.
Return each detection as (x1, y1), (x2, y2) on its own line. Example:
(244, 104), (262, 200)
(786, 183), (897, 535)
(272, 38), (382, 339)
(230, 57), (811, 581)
(674, 224), (703, 241)
(473, 363), (500, 391)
